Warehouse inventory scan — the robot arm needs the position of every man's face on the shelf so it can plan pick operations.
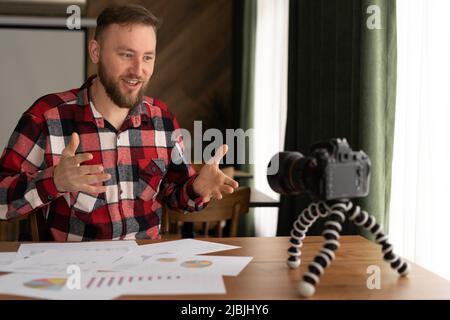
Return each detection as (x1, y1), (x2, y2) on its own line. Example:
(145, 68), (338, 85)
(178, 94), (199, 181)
(95, 23), (156, 109)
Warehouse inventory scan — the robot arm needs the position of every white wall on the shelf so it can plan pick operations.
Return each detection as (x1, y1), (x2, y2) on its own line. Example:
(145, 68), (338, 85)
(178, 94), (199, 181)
(0, 28), (85, 150)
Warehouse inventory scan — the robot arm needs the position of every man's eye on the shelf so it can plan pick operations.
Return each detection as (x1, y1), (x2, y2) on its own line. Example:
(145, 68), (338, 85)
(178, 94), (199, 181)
(144, 56), (153, 62)
(120, 53), (132, 58)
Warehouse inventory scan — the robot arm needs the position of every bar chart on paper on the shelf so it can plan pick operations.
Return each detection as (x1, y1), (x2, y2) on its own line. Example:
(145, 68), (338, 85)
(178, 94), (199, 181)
(85, 274), (182, 289)
(81, 272), (226, 296)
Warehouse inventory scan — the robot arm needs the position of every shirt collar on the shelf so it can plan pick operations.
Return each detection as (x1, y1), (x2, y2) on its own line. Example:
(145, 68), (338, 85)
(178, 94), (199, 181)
(75, 75), (150, 128)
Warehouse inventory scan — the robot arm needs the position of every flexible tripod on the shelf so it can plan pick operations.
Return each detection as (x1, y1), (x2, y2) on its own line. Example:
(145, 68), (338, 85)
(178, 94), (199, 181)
(287, 200), (410, 297)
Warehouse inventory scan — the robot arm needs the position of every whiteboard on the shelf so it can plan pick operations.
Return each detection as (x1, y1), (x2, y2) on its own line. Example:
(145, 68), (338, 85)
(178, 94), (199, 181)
(0, 27), (85, 151)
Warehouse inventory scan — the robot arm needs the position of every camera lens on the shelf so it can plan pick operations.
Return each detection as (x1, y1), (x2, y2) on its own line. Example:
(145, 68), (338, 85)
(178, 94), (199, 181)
(266, 139), (371, 201)
(267, 152), (309, 195)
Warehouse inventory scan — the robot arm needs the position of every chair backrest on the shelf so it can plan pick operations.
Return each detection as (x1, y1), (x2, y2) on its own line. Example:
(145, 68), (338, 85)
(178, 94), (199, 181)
(0, 217), (20, 241)
(0, 213), (41, 241)
(163, 186), (251, 237)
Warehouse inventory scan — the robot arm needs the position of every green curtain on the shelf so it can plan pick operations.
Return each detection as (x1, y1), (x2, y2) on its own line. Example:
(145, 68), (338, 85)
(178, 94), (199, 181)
(233, 0), (257, 236)
(277, 0), (397, 238)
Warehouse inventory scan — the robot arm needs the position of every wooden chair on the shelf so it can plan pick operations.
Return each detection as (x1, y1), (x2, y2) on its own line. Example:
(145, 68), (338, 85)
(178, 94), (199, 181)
(0, 212), (43, 241)
(162, 186), (251, 237)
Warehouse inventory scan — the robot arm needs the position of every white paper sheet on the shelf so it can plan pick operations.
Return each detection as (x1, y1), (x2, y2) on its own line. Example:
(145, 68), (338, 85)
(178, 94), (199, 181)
(109, 239), (245, 273)
(0, 271), (226, 300)
(0, 272), (116, 300)
(1, 250), (125, 275)
(136, 254), (253, 276)
(106, 250), (144, 272)
(81, 272), (226, 296)
(137, 239), (241, 260)
(3, 239), (244, 279)
(0, 252), (17, 266)
(16, 240), (138, 260)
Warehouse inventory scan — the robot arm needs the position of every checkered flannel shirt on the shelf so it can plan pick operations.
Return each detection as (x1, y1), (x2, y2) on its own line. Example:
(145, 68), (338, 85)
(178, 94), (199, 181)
(0, 75), (206, 241)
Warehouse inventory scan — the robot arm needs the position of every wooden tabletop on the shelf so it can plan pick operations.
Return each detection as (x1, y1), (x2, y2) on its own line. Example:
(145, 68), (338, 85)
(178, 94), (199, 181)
(1, 236), (450, 300)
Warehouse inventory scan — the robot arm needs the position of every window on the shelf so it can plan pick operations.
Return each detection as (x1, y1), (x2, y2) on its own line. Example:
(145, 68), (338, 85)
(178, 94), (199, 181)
(390, 0), (450, 280)
(252, 0), (289, 236)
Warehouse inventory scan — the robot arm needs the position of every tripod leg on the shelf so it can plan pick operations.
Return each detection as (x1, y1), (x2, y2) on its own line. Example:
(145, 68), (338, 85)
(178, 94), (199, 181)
(287, 202), (329, 269)
(298, 202), (348, 297)
(347, 205), (410, 276)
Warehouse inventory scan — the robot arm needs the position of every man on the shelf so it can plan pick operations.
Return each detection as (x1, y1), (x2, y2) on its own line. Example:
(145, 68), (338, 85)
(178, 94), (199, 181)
(0, 5), (238, 241)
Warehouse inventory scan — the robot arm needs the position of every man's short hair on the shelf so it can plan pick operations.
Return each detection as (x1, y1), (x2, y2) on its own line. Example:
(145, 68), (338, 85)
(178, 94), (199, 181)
(94, 4), (161, 41)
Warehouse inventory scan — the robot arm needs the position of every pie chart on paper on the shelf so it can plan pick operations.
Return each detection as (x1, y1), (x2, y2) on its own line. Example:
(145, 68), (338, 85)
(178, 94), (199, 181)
(23, 278), (67, 291)
(181, 260), (213, 268)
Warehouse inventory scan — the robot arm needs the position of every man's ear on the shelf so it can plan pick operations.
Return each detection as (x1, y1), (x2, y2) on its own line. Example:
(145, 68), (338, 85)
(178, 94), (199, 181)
(88, 39), (100, 64)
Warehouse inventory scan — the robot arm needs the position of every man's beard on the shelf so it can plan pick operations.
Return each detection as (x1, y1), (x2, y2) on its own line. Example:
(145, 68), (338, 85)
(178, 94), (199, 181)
(97, 61), (147, 109)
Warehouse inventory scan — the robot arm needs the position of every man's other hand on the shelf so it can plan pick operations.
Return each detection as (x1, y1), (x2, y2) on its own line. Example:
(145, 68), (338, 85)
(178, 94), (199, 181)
(192, 144), (239, 202)
(53, 132), (111, 194)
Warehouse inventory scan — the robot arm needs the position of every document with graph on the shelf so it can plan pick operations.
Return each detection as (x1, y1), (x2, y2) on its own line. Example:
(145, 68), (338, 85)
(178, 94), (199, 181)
(136, 254), (253, 276)
(1, 249), (125, 275)
(137, 239), (241, 258)
(0, 271), (226, 300)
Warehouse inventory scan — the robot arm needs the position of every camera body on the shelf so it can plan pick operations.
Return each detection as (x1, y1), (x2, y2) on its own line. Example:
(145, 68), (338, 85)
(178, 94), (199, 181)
(267, 138), (371, 201)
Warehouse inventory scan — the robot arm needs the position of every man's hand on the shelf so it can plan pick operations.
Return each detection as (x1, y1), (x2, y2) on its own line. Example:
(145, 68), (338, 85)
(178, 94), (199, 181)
(53, 132), (111, 194)
(193, 144), (239, 202)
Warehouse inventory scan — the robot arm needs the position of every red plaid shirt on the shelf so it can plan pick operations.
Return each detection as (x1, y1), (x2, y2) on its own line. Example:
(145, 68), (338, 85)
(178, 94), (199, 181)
(0, 75), (206, 241)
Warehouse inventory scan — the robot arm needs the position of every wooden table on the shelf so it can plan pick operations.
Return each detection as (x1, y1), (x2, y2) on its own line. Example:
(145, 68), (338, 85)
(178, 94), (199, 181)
(1, 236), (450, 299)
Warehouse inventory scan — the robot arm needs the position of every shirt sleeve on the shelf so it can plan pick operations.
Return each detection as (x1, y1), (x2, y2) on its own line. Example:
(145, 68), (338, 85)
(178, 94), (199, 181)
(158, 115), (208, 212)
(0, 113), (62, 220)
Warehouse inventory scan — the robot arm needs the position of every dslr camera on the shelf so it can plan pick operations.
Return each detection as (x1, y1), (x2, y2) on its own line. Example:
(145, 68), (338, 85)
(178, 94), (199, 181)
(267, 138), (371, 201)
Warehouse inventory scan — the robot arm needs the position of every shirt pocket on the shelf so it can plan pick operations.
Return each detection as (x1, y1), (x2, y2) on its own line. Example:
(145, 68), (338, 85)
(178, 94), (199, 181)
(137, 158), (167, 202)
(70, 191), (106, 215)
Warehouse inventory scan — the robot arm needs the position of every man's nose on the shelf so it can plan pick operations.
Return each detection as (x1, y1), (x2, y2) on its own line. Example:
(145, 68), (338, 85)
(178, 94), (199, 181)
(130, 57), (144, 77)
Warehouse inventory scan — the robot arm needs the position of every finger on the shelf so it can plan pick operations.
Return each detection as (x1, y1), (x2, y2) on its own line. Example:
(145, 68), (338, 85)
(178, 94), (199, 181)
(224, 177), (239, 189)
(206, 144), (229, 165)
(76, 173), (111, 185)
(78, 184), (107, 194)
(62, 132), (80, 157)
(198, 191), (212, 202)
(212, 190), (223, 200)
(72, 153), (94, 166)
(220, 185), (234, 194)
(77, 164), (104, 175)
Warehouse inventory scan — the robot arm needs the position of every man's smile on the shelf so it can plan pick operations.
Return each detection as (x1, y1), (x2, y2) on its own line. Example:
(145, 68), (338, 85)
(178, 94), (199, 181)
(121, 78), (142, 90)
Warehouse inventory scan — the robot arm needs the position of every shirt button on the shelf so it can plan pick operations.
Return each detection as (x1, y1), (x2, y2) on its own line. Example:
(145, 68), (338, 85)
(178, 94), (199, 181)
(48, 195), (54, 201)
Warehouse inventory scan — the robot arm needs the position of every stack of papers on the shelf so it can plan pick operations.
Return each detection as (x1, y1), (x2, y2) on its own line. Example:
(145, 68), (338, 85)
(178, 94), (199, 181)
(0, 239), (252, 300)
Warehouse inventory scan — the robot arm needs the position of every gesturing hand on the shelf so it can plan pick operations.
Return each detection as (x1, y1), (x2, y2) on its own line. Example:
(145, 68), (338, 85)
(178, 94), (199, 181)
(192, 144), (239, 202)
(53, 132), (111, 194)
